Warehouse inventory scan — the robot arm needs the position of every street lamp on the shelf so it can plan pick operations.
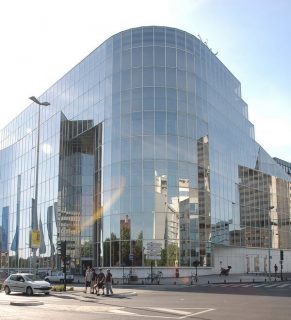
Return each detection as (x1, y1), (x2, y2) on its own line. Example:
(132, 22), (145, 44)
(29, 96), (50, 276)
(268, 206), (275, 282)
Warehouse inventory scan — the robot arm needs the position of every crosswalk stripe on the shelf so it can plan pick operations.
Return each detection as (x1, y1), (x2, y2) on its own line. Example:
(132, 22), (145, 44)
(277, 283), (290, 288)
(240, 284), (253, 287)
(192, 282), (291, 289)
(264, 284), (280, 288)
(253, 283), (268, 287)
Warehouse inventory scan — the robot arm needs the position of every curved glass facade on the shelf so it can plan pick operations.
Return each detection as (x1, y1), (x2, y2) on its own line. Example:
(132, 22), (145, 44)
(0, 27), (291, 274)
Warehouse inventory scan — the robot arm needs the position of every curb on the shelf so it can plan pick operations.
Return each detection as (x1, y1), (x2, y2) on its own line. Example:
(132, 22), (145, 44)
(51, 290), (137, 298)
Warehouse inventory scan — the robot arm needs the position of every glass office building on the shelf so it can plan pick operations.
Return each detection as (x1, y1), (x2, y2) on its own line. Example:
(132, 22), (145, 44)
(1, 26), (290, 274)
(274, 157), (291, 177)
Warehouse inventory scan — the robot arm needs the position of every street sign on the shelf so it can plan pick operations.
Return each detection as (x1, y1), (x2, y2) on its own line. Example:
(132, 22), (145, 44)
(147, 255), (161, 260)
(147, 242), (162, 248)
(146, 242), (162, 260)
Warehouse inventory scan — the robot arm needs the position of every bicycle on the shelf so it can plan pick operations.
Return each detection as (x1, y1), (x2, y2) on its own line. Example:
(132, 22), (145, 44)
(122, 273), (130, 284)
(190, 272), (198, 284)
(145, 271), (163, 284)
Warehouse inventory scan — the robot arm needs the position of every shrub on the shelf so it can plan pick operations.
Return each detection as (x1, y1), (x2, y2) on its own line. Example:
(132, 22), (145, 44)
(51, 285), (74, 292)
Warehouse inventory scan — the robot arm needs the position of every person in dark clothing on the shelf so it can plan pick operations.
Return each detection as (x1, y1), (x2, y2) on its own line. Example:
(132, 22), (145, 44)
(91, 268), (97, 293)
(274, 264), (278, 277)
(105, 269), (113, 295)
(96, 268), (105, 296)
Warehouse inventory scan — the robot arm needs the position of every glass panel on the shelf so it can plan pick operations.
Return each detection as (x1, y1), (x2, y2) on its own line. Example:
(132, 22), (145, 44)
(143, 111), (154, 135)
(131, 112), (142, 136)
(143, 46), (154, 66)
(155, 67), (166, 87)
(143, 27), (154, 46)
(154, 46), (165, 66)
(132, 88), (142, 112)
(166, 47), (176, 68)
(155, 111), (166, 135)
(154, 27), (165, 46)
(143, 67), (154, 87)
(132, 47), (142, 68)
(166, 68), (176, 87)
(132, 68), (142, 88)
(143, 87), (154, 111)
(132, 28), (142, 47)
(165, 28), (176, 47)
(122, 30), (131, 50)
(155, 87), (166, 110)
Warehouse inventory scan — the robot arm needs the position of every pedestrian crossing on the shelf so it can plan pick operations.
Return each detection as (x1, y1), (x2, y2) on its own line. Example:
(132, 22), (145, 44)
(192, 281), (291, 289)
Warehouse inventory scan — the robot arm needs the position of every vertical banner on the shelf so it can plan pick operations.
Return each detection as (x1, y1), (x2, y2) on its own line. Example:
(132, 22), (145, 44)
(31, 198), (38, 230)
(11, 175), (21, 252)
(47, 206), (55, 254)
(30, 230), (40, 249)
(1, 206), (9, 252)
(39, 217), (46, 254)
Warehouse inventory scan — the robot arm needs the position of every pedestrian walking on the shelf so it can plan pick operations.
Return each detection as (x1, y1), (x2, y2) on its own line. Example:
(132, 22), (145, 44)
(105, 269), (113, 295)
(274, 264), (278, 277)
(91, 268), (97, 293)
(96, 268), (105, 296)
(85, 266), (93, 293)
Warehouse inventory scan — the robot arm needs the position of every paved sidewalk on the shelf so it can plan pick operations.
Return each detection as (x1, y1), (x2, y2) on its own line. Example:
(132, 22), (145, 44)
(46, 273), (290, 301)
(56, 283), (137, 297)
(72, 273), (286, 289)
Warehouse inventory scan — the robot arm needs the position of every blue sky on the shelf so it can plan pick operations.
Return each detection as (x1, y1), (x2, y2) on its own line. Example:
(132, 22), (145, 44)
(0, 0), (290, 161)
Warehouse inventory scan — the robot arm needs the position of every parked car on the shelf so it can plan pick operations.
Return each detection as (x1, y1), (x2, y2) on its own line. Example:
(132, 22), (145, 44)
(3, 273), (52, 296)
(44, 271), (74, 283)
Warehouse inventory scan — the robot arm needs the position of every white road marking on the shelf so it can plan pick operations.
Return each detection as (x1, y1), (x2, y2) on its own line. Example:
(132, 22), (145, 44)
(265, 284), (280, 288)
(36, 303), (215, 319)
(240, 284), (253, 287)
(145, 307), (191, 315)
(277, 283), (290, 288)
(253, 284), (268, 287)
(137, 307), (215, 319)
(178, 308), (215, 319)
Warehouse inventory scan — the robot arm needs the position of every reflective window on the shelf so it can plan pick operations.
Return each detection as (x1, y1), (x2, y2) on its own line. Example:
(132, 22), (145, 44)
(166, 47), (176, 68)
(2, 26), (291, 272)
(154, 46), (165, 66)
(143, 46), (154, 66)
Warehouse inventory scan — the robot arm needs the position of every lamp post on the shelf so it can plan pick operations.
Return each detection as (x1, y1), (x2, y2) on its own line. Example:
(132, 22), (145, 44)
(268, 206), (274, 282)
(29, 96), (50, 276)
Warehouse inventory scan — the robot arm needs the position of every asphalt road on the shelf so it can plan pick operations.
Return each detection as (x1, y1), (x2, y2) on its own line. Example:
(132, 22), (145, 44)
(1, 283), (291, 320)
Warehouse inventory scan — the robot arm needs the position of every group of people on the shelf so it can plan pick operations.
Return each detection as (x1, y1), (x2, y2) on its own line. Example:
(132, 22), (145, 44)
(85, 266), (113, 296)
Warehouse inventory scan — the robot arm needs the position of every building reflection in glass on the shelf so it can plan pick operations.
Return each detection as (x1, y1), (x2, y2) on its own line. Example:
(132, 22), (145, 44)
(1, 26), (291, 273)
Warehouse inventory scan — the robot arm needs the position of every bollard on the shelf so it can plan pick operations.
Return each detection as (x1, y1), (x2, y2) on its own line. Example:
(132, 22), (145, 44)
(224, 279), (226, 283)
(208, 280), (210, 284)
(253, 279), (255, 283)
(174, 281), (176, 285)
(265, 278), (266, 282)
(240, 279), (242, 283)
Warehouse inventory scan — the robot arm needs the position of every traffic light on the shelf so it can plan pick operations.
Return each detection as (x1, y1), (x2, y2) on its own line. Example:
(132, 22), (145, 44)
(280, 250), (284, 261)
(57, 240), (66, 258)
